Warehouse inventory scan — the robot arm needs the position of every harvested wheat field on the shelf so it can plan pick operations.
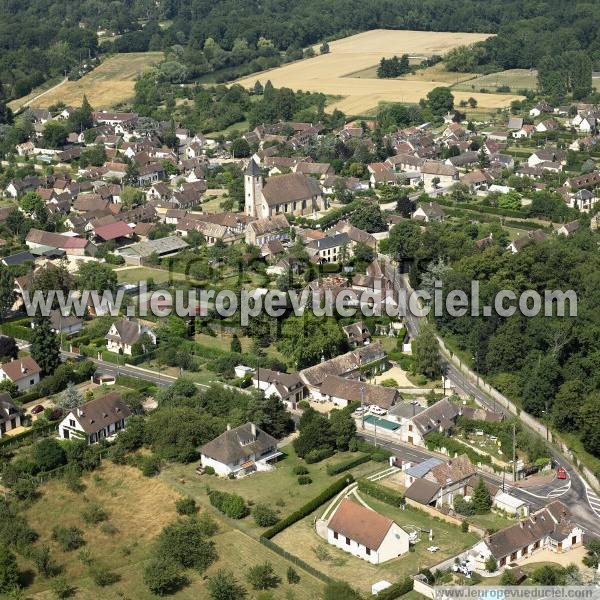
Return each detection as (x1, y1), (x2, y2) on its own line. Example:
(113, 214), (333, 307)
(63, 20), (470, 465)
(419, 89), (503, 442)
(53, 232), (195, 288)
(237, 29), (524, 114)
(11, 52), (163, 111)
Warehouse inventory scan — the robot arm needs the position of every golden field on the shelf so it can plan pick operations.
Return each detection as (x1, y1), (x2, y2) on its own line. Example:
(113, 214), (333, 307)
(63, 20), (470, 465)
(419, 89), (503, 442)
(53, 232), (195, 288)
(9, 52), (163, 111)
(237, 29), (524, 114)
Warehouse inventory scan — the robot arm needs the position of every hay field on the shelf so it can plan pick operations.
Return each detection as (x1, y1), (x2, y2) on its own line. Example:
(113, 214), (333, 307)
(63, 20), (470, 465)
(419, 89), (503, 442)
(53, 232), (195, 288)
(236, 29), (523, 114)
(10, 52), (163, 110)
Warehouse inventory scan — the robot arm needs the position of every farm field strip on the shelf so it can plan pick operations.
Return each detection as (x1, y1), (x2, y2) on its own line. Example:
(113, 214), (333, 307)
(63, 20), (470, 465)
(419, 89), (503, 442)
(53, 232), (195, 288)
(236, 30), (524, 114)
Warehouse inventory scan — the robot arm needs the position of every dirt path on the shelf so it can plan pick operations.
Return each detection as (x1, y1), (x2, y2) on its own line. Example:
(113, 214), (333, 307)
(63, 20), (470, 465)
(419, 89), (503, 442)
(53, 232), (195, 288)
(12, 78), (68, 111)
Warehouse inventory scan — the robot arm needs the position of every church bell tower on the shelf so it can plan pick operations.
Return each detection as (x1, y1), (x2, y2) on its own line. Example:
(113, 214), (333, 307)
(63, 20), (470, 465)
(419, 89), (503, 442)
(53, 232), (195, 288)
(244, 158), (262, 217)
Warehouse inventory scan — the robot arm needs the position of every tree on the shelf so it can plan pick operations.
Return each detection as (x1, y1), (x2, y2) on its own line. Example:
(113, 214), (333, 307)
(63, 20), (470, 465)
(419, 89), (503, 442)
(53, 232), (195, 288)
(31, 317), (61, 376)
(42, 121), (68, 148)
(246, 394), (294, 439)
(293, 408), (334, 458)
(412, 325), (441, 379)
(143, 556), (188, 596)
(58, 382), (83, 411)
(120, 186), (145, 209)
(387, 220), (422, 262)
(426, 87), (454, 116)
(35, 438), (67, 472)
(124, 161), (140, 186)
(231, 138), (251, 158)
(208, 569), (247, 600)
(349, 203), (387, 233)
(0, 267), (15, 322)
(329, 408), (356, 451)
(230, 334), (242, 353)
(156, 519), (218, 572)
(471, 477), (492, 514)
(485, 555), (498, 573)
(0, 545), (19, 593)
(246, 562), (281, 590)
(0, 336), (18, 361)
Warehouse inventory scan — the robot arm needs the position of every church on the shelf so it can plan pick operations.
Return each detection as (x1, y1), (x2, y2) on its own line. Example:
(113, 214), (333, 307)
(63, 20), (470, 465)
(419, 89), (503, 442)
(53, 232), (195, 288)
(244, 159), (327, 218)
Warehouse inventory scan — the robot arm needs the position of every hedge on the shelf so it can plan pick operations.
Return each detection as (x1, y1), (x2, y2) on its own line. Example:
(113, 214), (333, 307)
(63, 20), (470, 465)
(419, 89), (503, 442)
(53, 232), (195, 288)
(326, 454), (371, 476)
(115, 375), (153, 392)
(370, 577), (413, 600)
(208, 489), (249, 519)
(259, 537), (334, 584)
(425, 432), (492, 467)
(0, 322), (34, 341)
(0, 421), (58, 450)
(357, 479), (404, 508)
(263, 475), (354, 539)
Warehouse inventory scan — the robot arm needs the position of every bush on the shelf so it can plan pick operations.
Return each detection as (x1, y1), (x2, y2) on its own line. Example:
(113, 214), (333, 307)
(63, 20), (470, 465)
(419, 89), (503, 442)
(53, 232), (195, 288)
(304, 447), (334, 464)
(326, 454), (371, 475)
(81, 502), (108, 525)
(203, 465), (215, 475)
(156, 519), (218, 572)
(357, 479), (404, 507)
(52, 526), (85, 551)
(89, 564), (120, 587)
(139, 454), (161, 477)
(263, 476), (354, 539)
(253, 504), (279, 528)
(175, 497), (197, 516)
(246, 561), (281, 590)
(32, 544), (61, 578)
(292, 465), (309, 475)
(144, 556), (188, 596)
(50, 576), (76, 599)
(373, 576), (413, 600)
(287, 566), (300, 584)
(297, 475), (312, 485)
(208, 490), (249, 519)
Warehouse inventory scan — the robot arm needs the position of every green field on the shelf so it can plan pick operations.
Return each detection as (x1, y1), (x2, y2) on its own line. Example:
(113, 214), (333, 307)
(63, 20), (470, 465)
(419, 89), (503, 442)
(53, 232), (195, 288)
(160, 445), (380, 537)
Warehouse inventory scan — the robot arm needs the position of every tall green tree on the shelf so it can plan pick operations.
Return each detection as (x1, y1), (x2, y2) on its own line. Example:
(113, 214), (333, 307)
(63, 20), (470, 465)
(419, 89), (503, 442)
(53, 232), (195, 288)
(412, 325), (441, 379)
(471, 477), (492, 514)
(30, 317), (61, 376)
(0, 266), (15, 322)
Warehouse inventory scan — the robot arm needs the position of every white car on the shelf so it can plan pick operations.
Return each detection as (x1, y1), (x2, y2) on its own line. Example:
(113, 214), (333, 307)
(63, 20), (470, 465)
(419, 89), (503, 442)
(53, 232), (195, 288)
(371, 406), (387, 416)
(426, 546), (439, 553)
(453, 561), (471, 577)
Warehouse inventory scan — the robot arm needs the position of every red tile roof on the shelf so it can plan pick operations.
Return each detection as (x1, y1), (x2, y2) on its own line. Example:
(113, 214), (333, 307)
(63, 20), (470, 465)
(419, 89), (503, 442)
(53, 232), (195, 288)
(94, 220), (134, 241)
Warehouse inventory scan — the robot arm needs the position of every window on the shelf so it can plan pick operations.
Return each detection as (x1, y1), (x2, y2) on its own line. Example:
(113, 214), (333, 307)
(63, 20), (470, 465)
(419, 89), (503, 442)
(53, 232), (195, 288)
(346, 537), (351, 546)
(365, 548), (371, 556)
(69, 419), (76, 427)
(408, 424), (413, 432)
(333, 531), (338, 540)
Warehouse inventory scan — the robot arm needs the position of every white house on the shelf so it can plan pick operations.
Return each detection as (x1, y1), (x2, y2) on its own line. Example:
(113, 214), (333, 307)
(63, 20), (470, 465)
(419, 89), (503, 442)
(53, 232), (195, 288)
(105, 318), (156, 356)
(327, 498), (410, 564)
(58, 392), (132, 444)
(199, 422), (282, 477)
(251, 368), (306, 410)
(0, 356), (41, 392)
(0, 393), (22, 437)
(473, 500), (583, 571)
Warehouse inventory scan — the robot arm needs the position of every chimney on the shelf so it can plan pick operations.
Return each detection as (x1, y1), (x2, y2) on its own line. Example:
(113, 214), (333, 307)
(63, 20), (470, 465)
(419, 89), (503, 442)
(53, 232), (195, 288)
(250, 423), (256, 437)
(21, 364), (26, 374)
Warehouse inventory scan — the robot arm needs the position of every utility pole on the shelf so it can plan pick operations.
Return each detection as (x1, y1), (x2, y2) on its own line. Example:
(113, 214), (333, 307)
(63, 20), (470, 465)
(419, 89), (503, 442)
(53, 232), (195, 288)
(512, 422), (516, 483)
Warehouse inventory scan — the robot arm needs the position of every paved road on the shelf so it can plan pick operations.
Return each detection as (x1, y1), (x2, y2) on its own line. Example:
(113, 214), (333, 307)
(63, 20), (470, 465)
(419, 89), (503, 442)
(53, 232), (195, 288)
(61, 351), (208, 390)
(358, 432), (600, 536)
(381, 264), (600, 534)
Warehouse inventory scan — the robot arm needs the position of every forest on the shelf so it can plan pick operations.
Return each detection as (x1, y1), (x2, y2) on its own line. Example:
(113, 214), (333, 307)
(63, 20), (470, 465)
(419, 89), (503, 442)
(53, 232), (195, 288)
(3, 0), (600, 101)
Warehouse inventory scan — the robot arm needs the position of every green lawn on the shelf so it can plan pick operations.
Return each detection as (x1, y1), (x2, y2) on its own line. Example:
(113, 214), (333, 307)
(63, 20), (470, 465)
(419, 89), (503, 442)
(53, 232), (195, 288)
(274, 495), (480, 595)
(468, 510), (515, 533)
(160, 444), (380, 537)
(115, 267), (193, 285)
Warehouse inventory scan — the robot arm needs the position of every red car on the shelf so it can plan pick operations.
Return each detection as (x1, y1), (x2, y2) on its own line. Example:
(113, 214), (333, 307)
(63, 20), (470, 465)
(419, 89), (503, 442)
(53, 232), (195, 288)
(557, 467), (567, 480)
(31, 405), (45, 415)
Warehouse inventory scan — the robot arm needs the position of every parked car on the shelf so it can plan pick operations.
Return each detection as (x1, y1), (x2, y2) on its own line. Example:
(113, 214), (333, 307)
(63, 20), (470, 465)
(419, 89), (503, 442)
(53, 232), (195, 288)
(31, 405), (45, 415)
(557, 467), (568, 480)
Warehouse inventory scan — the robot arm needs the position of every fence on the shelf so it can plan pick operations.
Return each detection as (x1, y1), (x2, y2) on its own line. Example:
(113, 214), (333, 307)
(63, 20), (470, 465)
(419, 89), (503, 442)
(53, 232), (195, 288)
(259, 536), (334, 585)
(0, 422), (58, 451)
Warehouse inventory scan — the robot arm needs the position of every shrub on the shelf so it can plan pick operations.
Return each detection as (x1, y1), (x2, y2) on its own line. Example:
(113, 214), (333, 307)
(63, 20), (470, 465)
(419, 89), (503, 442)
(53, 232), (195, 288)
(156, 520), (217, 572)
(89, 564), (120, 587)
(99, 522), (119, 536)
(292, 465), (309, 475)
(373, 576), (413, 600)
(81, 502), (108, 525)
(263, 476), (354, 539)
(196, 512), (219, 537)
(246, 562), (281, 590)
(357, 479), (404, 507)
(175, 497), (197, 516)
(140, 454), (161, 477)
(50, 576), (76, 599)
(144, 555), (189, 595)
(287, 566), (300, 584)
(326, 454), (371, 475)
(32, 544), (61, 578)
(203, 465), (215, 475)
(253, 504), (279, 528)
(208, 490), (249, 519)
(52, 526), (85, 551)
(297, 475), (312, 485)
(304, 447), (334, 464)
